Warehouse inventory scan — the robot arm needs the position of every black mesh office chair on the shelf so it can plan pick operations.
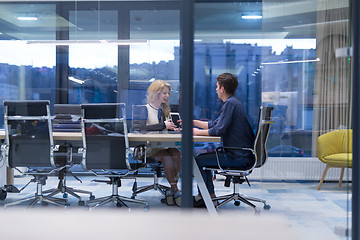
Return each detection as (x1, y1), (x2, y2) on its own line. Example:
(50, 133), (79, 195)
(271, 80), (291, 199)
(208, 106), (274, 212)
(43, 104), (94, 205)
(80, 103), (148, 209)
(2, 100), (67, 208)
(130, 104), (170, 201)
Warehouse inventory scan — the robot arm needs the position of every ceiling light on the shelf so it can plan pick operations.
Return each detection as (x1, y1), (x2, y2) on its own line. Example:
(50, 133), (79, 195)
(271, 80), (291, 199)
(68, 76), (85, 84)
(26, 39), (148, 46)
(261, 58), (320, 65)
(17, 16), (38, 21)
(241, 15), (262, 20)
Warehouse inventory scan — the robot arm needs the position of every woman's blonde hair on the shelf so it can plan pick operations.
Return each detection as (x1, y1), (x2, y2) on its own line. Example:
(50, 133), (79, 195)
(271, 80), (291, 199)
(147, 80), (171, 117)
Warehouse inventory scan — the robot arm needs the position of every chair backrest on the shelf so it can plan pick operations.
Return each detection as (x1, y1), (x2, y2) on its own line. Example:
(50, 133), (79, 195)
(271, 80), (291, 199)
(317, 129), (352, 162)
(131, 104), (147, 133)
(80, 103), (131, 170)
(3, 100), (55, 168)
(253, 106), (274, 168)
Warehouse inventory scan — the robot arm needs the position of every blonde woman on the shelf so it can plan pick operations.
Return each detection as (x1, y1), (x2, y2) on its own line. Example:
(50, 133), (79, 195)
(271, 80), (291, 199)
(137, 80), (181, 206)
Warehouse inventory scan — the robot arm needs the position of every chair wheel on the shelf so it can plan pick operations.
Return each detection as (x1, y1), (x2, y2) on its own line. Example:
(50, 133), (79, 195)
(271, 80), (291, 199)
(0, 189), (7, 201)
(63, 193), (68, 198)
(89, 195), (95, 200)
(116, 202), (123, 208)
(131, 195), (135, 199)
(78, 200), (85, 206)
(42, 201), (49, 207)
(144, 204), (149, 211)
(264, 204), (271, 210)
(161, 198), (166, 204)
(234, 201), (240, 206)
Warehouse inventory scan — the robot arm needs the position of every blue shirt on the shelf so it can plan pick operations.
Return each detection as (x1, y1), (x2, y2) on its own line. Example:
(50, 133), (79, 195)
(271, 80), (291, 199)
(208, 96), (255, 159)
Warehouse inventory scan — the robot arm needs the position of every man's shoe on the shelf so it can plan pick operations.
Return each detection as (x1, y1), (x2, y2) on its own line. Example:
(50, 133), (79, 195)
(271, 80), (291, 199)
(193, 196), (206, 208)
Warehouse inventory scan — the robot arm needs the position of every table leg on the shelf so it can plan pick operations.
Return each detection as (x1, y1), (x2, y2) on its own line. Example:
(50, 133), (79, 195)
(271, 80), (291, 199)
(192, 158), (217, 215)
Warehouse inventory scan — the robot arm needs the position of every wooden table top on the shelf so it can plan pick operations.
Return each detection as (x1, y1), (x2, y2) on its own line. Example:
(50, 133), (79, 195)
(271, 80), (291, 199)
(0, 130), (221, 143)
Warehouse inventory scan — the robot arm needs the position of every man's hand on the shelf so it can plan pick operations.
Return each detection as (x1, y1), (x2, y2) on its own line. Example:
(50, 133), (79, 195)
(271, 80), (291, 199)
(193, 127), (200, 136)
(193, 128), (209, 136)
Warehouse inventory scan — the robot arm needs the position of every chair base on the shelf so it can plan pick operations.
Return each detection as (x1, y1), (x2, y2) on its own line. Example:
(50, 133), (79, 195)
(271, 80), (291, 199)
(317, 165), (346, 190)
(213, 192), (270, 211)
(132, 182), (170, 198)
(43, 179), (93, 205)
(87, 177), (148, 209)
(131, 169), (170, 201)
(87, 194), (148, 209)
(4, 193), (68, 208)
(4, 176), (68, 208)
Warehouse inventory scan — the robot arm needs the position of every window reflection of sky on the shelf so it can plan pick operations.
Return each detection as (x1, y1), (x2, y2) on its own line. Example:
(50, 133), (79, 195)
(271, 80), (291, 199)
(0, 39), (315, 68)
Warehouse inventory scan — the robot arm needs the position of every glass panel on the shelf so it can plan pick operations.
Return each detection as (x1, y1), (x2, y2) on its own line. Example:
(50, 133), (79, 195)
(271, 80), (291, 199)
(128, 9), (180, 131)
(195, 0), (351, 238)
(68, 7), (118, 104)
(0, 3), (56, 127)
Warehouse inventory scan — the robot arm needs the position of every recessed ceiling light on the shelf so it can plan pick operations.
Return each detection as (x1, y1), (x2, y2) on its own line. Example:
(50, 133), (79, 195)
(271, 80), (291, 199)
(241, 15), (262, 20)
(17, 16), (38, 21)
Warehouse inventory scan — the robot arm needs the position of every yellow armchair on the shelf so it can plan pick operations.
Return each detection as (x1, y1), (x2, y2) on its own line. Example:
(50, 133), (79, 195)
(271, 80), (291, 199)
(317, 129), (352, 190)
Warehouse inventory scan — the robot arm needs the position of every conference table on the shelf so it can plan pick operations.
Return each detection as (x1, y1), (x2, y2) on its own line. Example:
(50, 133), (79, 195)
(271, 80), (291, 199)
(0, 130), (221, 214)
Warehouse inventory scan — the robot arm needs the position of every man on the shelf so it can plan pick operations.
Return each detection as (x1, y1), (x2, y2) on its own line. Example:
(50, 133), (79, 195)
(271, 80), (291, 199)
(193, 73), (255, 207)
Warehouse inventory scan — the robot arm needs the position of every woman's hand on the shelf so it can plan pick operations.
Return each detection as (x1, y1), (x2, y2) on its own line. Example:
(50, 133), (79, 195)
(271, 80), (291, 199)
(164, 120), (177, 130)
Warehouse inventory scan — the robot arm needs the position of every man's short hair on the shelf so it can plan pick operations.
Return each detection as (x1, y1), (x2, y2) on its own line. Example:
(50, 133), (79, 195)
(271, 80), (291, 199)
(217, 73), (238, 96)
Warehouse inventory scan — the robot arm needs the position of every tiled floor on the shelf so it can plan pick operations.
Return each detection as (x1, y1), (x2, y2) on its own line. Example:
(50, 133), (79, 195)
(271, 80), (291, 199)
(0, 173), (351, 240)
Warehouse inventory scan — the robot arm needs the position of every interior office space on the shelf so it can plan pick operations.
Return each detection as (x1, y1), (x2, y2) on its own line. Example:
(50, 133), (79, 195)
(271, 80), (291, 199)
(0, 0), (358, 239)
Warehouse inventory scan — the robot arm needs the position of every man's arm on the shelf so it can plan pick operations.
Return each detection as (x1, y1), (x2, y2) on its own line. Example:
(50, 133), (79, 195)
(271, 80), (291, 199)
(193, 127), (209, 136)
(193, 120), (208, 129)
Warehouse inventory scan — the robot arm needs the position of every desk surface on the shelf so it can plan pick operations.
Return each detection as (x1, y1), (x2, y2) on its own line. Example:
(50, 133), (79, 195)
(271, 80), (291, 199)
(0, 130), (221, 143)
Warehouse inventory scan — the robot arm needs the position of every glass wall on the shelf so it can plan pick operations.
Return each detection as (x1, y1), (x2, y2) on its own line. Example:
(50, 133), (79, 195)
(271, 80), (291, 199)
(0, 3), (57, 126)
(193, 0), (351, 237)
(0, 0), (352, 238)
(0, 1), (181, 125)
(193, 1), (319, 157)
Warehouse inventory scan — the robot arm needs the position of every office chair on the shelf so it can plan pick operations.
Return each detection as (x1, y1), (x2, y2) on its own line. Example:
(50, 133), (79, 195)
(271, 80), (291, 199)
(206, 106), (274, 212)
(43, 104), (94, 205)
(317, 129), (352, 190)
(2, 100), (67, 208)
(130, 104), (170, 201)
(80, 103), (148, 209)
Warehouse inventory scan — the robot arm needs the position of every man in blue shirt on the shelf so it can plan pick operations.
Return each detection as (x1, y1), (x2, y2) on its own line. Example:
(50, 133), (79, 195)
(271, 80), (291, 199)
(193, 73), (255, 207)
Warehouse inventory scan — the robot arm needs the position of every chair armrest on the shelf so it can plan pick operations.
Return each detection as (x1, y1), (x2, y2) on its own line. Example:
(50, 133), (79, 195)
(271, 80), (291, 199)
(216, 146), (254, 153)
(214, 146), (255, 171)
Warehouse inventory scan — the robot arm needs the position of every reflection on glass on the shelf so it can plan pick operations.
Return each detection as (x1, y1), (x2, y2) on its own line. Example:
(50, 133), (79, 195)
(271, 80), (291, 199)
(0, 41), (56, 127)
(68, 45), (118, 104)
(129, 9), (180, 109)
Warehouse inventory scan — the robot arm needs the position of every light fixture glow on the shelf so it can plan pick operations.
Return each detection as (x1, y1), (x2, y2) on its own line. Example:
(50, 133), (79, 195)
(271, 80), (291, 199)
(26, 39), (148, 46)
(261, 58), (320, 65)
(17, 16), (38, 21)
(68, 76), (85, 84)
(241, 15), (262, 20)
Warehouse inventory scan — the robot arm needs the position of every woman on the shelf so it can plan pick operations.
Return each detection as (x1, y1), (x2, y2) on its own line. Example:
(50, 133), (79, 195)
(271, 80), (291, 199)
(138, 80), (181, 206)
